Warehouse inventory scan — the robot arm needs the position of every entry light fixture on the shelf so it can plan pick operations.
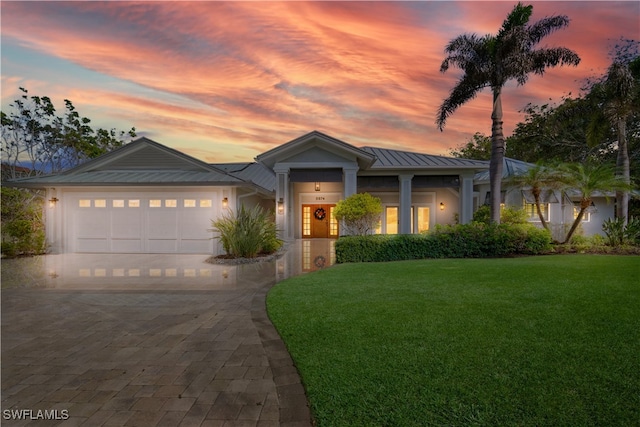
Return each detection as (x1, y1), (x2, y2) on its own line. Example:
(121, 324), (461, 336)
(440, 202), (445, 211)
(277, 198), (284, 214)
(222, 197), (228, 208)
(315, 182), (321, 192)
(49, 197), (59, 208)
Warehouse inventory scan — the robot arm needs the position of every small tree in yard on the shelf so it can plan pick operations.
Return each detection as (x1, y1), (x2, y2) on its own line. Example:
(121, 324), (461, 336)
(334, 193), (382, 236)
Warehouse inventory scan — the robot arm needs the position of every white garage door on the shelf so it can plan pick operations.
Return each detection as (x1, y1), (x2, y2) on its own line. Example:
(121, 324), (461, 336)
(68, 192), (217, 253)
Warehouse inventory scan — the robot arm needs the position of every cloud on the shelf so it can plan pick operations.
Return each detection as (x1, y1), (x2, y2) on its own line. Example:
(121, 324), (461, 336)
(2, 1), (637, 160)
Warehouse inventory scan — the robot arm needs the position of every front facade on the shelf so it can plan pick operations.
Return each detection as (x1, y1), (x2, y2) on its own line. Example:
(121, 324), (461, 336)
(8, 131), (616, 255)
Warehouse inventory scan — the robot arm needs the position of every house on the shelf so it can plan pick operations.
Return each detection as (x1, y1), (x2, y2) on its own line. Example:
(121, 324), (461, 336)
(474, 157), (617, 241)
(6, 130), (615, 254)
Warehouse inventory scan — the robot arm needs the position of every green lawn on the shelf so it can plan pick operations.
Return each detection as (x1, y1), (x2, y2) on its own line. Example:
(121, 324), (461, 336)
(267, 255), (640, 427)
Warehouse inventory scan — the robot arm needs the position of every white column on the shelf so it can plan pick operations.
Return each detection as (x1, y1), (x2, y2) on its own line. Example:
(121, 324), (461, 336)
(459, 173), (475, 224)
(399, 174), (413, 234)
(274, 166), (291, 240)
(343, 166), (358, 198)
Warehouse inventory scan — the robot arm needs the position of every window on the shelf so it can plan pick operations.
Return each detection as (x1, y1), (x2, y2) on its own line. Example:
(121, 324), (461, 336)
(94, 199), (106, 208)
(165, 199), (177, 208)
(149, 200), (162, 208)
(573, 203), (591, 222)
(303, 206), (311, 236)
(128, 200), (140, 208)
(416, 207), (430, 233)
(79, 200), (91, 208)
(329, 206), (338, 236)
(113, 200), (125, 208)
(200, 199), (212, 208)
(524, 202), (549, 222)
(184, 199), (196, 208)
(386, 207), (398, 234)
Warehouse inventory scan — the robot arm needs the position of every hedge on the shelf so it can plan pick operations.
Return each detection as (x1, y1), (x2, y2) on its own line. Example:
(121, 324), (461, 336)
(335, 223), (552, 263)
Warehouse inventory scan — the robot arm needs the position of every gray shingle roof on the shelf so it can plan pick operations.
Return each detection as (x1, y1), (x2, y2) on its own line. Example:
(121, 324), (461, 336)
(360, 147), (489, 169)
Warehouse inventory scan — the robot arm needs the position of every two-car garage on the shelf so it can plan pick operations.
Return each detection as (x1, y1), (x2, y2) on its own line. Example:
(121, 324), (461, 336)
(66, 190), (219, 254)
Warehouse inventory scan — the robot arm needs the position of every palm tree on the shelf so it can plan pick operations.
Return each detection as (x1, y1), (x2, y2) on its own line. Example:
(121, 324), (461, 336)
(558, 162), (631, 243)
(506, 162), (562, 231)
(436, 2), (580, 224)
(587, 55), (639, 224)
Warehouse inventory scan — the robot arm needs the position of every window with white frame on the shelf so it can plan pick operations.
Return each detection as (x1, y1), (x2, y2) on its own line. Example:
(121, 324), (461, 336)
(523, 201), (549, 222)
(573, 203), (591, 222)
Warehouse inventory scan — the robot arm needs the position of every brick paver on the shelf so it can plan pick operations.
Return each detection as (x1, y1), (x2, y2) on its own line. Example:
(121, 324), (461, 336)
(1, 256), (312, 426)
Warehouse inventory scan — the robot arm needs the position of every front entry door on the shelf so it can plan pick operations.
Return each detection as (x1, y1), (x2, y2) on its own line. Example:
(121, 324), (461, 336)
(302, 204), (338, 238)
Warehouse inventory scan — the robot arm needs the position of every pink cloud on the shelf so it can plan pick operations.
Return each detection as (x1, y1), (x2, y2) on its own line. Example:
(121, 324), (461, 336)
(2, 1), (637, 161)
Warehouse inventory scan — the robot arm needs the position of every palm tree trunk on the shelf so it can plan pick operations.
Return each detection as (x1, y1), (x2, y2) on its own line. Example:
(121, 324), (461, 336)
(563, 198), (591, 243)
(489, 87), (505, 224)
(616, 118), (630, 224)
(533, 188), (549, 230)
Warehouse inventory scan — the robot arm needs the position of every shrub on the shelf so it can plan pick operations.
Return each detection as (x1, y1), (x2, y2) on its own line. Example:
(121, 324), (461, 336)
(1, 187), (46, 257)
(602, 217), (640, 246)
(335, 223), (552, 263)
(333, 193), (382, 235)
(472, 205), (528, 225)
(210, 204), (281, 258)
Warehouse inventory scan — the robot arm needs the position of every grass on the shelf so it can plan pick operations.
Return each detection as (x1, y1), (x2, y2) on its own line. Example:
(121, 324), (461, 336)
(267, 255), (640, 426)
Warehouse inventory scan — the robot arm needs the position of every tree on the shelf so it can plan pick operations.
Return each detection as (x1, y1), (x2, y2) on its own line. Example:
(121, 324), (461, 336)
(585, 42), (639, 224)
(436, 2), (580, 224)
(333, 193), (382, 236)
(449, 132), (492, 160)
(505, 161), (563, 231)
(557, 162), (631, 243)
(1, 87), (136, 179)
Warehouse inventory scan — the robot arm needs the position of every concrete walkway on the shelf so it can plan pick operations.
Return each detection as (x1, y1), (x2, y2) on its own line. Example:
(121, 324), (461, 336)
(1, 245), (334, 426)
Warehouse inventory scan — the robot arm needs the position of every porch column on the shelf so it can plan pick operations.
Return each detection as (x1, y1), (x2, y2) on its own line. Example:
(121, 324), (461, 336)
(459, 172), (474, 224)
(399, 174), (413, 234)
(274, 166), (292, 241)
(343, 166), (358, 198)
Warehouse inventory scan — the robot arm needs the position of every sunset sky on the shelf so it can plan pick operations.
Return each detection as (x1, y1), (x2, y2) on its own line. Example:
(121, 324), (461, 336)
(2, 1), (638, 163)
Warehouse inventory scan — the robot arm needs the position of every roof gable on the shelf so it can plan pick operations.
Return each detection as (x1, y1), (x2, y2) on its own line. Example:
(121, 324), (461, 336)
(256, 130), (376, 169)
(67, 137), (222, 174)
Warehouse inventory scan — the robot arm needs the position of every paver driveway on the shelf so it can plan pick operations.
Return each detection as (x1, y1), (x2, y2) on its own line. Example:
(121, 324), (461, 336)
(1, 253), (314, 426)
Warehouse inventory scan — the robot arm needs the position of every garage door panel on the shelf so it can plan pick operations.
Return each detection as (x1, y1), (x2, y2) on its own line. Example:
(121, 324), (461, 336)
(147, 211), (178, 239)
(111, 239), (142, 253)
(112, 210), (142, 239)
(77, 238), (109, 253)
(76, 211), (110, 239)
(181, 211), (212, 239)
(148, 239), (178, 253)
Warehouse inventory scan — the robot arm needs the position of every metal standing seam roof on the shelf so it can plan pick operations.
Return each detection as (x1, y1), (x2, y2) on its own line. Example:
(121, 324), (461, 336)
(6, 169), (246, 187)
(360, 146), (489, 169)
(474, 158), (536, 182)
(211, 162), (276, 193)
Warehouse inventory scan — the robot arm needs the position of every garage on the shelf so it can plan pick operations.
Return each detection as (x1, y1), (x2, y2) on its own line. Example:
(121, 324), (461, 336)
(67, 191), (218, 254)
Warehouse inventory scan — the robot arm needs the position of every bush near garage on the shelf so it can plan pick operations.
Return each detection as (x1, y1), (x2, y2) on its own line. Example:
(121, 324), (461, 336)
(211, 204), (282, 258)
(1, 187), (46, 257)
(335, 222), (552, 263)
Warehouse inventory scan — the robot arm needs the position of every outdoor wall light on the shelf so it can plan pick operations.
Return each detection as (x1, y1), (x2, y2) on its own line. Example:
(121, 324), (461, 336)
(49, 197), (59, 208)
(277, 198), (284, 214)
(222, 197), (228, 208)
(315, 182), (321, 192)
(440, 202), (445, 211)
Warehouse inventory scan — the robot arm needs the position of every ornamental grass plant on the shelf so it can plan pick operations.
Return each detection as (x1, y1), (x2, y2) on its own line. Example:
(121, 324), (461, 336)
(210, 204), (281, 258)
